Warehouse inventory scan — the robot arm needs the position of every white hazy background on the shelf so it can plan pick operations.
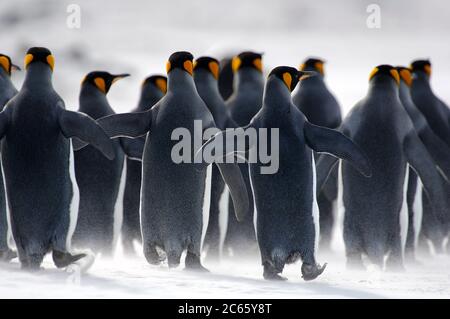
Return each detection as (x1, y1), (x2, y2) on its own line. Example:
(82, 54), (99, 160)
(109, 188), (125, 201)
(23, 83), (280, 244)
(1, 0), (450, 298)
(1, 0), (450, 114)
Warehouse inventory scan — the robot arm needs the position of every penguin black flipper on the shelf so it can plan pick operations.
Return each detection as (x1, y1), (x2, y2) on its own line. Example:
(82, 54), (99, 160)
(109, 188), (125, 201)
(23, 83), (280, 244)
(120, 137), (145, 161)
(216, 163), (249, 221)
(403, 132), (449, 223)
(303, 121), (372, 177)
(58, 109), (115, 160)
(417, 127), (450, 181)
(97, 109), (153, 139)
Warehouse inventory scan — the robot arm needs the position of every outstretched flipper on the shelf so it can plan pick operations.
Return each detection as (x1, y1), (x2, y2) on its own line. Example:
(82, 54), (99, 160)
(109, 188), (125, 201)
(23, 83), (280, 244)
(418, 127), (450, 181)
(303, 121), (372, 177)
(98, 110), (153, 139)
(403, 132), (449, 225)
(58, 109), (115, 160)
(216, 163), (249, 221)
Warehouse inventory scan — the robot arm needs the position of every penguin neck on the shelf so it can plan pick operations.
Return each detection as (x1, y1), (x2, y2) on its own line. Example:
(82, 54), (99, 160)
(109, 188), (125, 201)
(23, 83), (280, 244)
(79, 84), (113, 117)
(0, 69), (16, 93)
(298, 74), (326, 89)
(167, 69), (197, 94)
(194, 71), (221, 103)
(412, 72), (432, 91)
(23, 64), (53, 92)
(234, 68), (264, 94)
(262, 77), (292, 113)
(398, 81), (414, 105)
(368, 78), (399, 98)
(137, 84), (164, 111)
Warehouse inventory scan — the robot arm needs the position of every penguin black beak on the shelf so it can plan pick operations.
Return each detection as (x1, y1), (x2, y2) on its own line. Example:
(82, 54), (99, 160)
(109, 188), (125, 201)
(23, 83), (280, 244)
(11, 63), (21, 71)
(112, 73), (130, 83)
(298, 71), (318, 81)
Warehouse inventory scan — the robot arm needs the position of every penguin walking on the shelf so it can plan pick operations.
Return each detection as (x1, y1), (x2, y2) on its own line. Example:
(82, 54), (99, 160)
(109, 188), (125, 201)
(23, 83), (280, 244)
(201, 66), (371, 280)
(317, 65), (449, 270)
(396, 67), (450, 260)
(73, 71), (130, 256)
(292, 58), (342, 250)
(224, 51), (265, 257)
(193, 57), (238, 261)
(122, 75), (167, 255)
(0, 47), (114, 270)
(410, 60), (450, 253)
(92, 51), (249, 270)
(0, 53), (20, 261)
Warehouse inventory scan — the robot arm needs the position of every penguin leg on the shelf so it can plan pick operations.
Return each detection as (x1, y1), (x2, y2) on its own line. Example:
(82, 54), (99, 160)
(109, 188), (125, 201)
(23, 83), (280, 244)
(166, 246), (183, 269)
(143, 242), (162, 265)
(52, 250), (86, 269)
(263, 262), (287, 281)
(21, 253), (45, 271)
(185, 244), (209, 272)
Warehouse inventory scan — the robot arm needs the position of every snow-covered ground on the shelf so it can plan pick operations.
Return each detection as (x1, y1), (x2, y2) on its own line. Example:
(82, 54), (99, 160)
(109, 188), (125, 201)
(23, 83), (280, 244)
(1, 249), (449, 298)
(1, 0), (450, 298)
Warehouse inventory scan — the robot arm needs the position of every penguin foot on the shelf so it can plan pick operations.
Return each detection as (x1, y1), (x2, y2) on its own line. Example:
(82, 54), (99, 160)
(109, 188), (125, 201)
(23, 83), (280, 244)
(301, 262), (327, 281)
(263, 264), (287, 281)
(0, 248), (17, 262)
(52, 250), (86, 269)
(185, 252), (209, 272)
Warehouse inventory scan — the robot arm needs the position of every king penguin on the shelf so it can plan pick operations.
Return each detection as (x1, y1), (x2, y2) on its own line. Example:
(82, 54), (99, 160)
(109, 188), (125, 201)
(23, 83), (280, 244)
(409, 61), (450, 253)
(122, 75), (167, 255)
(292, 58), (342, 250)
(396, 67), (450, 261)
(201, 66), (371, 280)
(0, 53), (20, 261)
(224, 51), (265, 257)
(317, 65), (449, 271)
(91, 51), (249, 271)
(73, 71), (130, 256)
(0, 47), (114, 270)
(193, 56), (238, 262)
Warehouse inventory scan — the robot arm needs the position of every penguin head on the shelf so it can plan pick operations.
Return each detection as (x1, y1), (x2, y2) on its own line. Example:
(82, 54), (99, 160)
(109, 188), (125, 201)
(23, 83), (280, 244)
(300, 57), (325, 76)
(142, 75), (167, 94)
(24, 47), (54, 72)
(166, 51), (194, 76)
(193, 56), (220, 80)
(82, 71), (130, 94)
(368, 65), (400, 86)
(410, 59), (431, 78)
(0, 54), (20, 76)
(268, 66), (315, 92)
(231, 51), (263, 73)
(395, 66), (413, 87)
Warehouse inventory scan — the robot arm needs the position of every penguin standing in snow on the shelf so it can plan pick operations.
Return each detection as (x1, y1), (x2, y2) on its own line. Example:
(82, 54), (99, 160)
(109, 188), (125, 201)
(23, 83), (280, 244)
(201, 66), (371, 280)
(73, 71), (130, 255)
(317, 65), (449, 270)
(122, 75), (166, 254)
(193, 57), (238, 261)
(396, 67), (450, 260)
(0, 47), (114, 270)
(0, 53), (20, 261)
(292, 58), (342, 250)
(224, 51), (265, 257)
(410, 60), (450, 252)
(93, 51), (249, 270)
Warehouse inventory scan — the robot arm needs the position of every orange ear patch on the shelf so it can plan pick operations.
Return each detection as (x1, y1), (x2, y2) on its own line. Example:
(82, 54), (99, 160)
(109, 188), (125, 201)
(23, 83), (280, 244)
(253, 58), (262, 72)
(231, 56), (241, 73)
(314, 61), (324, 75)
(46, 55), (55, 71)
(390, 69), (400, 85)
(0, 56), (10, 74)
(183, 60), (193, 75)
(368, 67), (379, 81)
(166, 61), (171, 74)
(282, 72), (292, 90)
(208, 61), (219, 79)
(24, 54), (34, 69)
(94, 77), (106, 93)
(155, 78), (167, 94)
(399, 69), (412, 86)
(424, 64), (432, 76)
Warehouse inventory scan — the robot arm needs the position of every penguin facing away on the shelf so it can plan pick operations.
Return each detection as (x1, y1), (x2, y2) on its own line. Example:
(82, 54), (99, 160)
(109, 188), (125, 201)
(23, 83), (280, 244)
(396, 67), (450, 260)
(200, 66), (372, 281)
(317, 65), (449, 271)
(193, 56), (238, 261)
(224, 51), (265, 257)
(0, 47), (114, 270)
(293, 57), (342, 251)
(92, 51), (249, 271)
(122, 75), (167, 254)
(0, 53), (20, 261)
(73, 71), (130, 256)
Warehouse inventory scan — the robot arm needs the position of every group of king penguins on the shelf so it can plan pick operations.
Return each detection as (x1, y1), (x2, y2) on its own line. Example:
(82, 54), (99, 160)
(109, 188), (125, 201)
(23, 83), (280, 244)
(0, 46), (448, 282)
